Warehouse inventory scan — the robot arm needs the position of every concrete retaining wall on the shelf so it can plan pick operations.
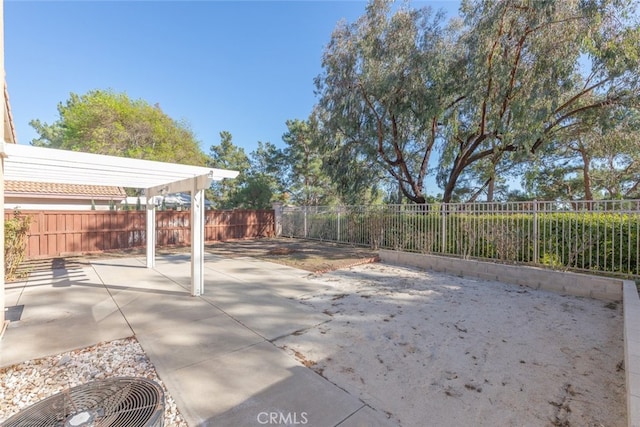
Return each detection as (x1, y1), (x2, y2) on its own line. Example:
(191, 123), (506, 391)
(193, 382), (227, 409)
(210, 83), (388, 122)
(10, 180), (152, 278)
(625, 281), (640, 427)
(379, 250), (622, 301)
(379, 249), (638, 425)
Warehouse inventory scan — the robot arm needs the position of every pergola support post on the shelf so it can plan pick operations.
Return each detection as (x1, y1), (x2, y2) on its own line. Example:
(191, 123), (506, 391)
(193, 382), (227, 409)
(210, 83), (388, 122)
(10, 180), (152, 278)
(190, 184), (205, 296)
(146, 195), (156, 268)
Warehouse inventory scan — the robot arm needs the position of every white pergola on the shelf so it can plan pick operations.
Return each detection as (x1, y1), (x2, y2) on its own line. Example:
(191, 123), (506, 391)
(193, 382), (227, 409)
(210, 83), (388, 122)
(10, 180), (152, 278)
(0, 142), (238, 328)
(0, 0), (240, 330)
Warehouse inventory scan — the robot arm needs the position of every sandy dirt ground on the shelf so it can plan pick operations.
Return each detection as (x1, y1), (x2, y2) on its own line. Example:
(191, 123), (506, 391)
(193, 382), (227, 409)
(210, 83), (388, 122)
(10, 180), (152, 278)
(276, 263), (625, 427)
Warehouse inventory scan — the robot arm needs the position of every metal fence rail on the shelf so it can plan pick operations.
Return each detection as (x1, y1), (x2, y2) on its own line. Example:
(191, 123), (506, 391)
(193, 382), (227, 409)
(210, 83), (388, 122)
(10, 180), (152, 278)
(281, 200), (640, 278)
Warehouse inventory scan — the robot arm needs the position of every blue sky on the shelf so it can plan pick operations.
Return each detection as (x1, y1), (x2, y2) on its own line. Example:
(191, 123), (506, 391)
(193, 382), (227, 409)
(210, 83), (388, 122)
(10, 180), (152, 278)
(5, 0), (460, 156)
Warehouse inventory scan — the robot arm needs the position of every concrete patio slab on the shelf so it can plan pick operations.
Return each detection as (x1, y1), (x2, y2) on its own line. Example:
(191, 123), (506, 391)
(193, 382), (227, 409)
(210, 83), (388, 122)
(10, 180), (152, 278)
(1, 254), (369, 427)
(149, 255), (332, 340)
(205, 257), (331, 299)
(117, 298), (226, 334)
(90, 258), (194, 307)
(200, 288), (329, 341)
(136, 313), (266, 371)
(0, 308), (130, 368)
(150, 253), (334, 299)
(4, 285), (23, 308)
(0, 265), (133, 367)
(89, 258), (176, 289)
(164, 341), (366, 427)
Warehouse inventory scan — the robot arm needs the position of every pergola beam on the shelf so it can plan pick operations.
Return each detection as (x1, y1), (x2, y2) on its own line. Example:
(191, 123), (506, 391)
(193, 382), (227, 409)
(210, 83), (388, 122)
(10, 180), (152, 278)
(3, 143), (237, 188)
(146, 174), (214, 198)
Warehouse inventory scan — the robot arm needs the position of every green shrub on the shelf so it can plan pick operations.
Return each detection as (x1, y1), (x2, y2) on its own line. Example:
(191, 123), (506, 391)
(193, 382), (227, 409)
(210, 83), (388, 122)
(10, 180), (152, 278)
(5, 211), (32, 281)
(540, 253), (564, 269)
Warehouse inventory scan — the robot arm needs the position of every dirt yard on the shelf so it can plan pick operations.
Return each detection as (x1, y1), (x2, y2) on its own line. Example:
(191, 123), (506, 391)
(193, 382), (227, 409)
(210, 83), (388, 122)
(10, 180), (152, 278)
(14, 237), (377, 278)
(205, 237), (380, 273)
(206, 238), (625, 426)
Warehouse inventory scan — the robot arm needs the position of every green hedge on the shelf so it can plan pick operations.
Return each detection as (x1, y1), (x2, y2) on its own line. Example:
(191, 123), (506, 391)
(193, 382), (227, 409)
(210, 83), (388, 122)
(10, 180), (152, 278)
(299, 210), (640, 277)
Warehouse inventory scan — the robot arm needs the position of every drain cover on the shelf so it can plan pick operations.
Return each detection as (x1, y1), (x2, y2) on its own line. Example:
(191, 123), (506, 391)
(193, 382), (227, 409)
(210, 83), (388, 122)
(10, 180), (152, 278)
(5, 305), (24, 322)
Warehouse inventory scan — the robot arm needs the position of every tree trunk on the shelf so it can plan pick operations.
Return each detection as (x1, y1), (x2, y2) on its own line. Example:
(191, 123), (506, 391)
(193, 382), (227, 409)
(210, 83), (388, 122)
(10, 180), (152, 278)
(581, 152), (593, 201)
(578, 140), (593, 206)
(442, 164), (464, 203)
(487, 176), (495, 202)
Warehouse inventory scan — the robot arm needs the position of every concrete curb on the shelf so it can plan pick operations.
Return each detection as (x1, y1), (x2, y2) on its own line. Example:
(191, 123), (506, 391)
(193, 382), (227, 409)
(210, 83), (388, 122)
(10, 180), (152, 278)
(379, 250), (622, 301)
(625, 281), (640, 427)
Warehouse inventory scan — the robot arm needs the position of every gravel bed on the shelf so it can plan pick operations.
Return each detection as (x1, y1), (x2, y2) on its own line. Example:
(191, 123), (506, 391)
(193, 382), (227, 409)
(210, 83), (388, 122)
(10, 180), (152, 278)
(0, 337), (187, 426)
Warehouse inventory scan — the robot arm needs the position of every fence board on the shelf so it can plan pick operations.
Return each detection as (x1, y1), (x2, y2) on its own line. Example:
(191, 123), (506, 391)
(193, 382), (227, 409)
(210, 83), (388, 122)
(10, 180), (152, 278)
(5, 209), (275, 259)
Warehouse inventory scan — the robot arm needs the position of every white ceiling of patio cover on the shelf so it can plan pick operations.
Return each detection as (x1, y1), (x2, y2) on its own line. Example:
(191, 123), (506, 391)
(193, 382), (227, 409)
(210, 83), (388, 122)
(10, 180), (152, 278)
(3, 143), (238, 189)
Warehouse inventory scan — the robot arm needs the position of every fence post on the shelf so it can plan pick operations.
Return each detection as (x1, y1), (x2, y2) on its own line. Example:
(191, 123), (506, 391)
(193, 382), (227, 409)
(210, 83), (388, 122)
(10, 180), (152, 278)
(272, 202), (283, 237)
(440, 203), (447, 253)
(533, 199), (539, 264)
(304, 206), (308, 238)
(337, 207), (341, 242)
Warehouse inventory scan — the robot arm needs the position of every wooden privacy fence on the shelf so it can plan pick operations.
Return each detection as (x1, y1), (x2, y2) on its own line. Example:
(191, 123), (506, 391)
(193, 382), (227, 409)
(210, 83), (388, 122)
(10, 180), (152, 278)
(5, 209), (275, 259)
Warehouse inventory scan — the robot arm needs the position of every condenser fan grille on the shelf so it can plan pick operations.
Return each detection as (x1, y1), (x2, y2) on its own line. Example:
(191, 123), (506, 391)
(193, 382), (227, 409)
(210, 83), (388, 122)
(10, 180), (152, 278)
(2, 377), (164, 427)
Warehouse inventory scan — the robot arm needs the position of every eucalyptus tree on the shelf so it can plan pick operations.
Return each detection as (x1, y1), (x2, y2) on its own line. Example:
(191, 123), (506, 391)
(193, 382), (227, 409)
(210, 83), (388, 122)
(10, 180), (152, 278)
(313, 106), (390, 206)
(319, 131), (387, 205)
(524, 148), (591, 201)
(524, 105), (640, 200)
(450, 155), (514, 202)
(438, 0), (639, 202)
(315, 0), (453, 204)
(590, 107), (640, 199)
(315, 0), (640, 203)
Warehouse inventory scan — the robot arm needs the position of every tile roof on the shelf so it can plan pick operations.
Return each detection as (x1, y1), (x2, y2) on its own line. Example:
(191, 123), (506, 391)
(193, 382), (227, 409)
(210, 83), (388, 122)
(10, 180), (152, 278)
(5, 181), (126, 200)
